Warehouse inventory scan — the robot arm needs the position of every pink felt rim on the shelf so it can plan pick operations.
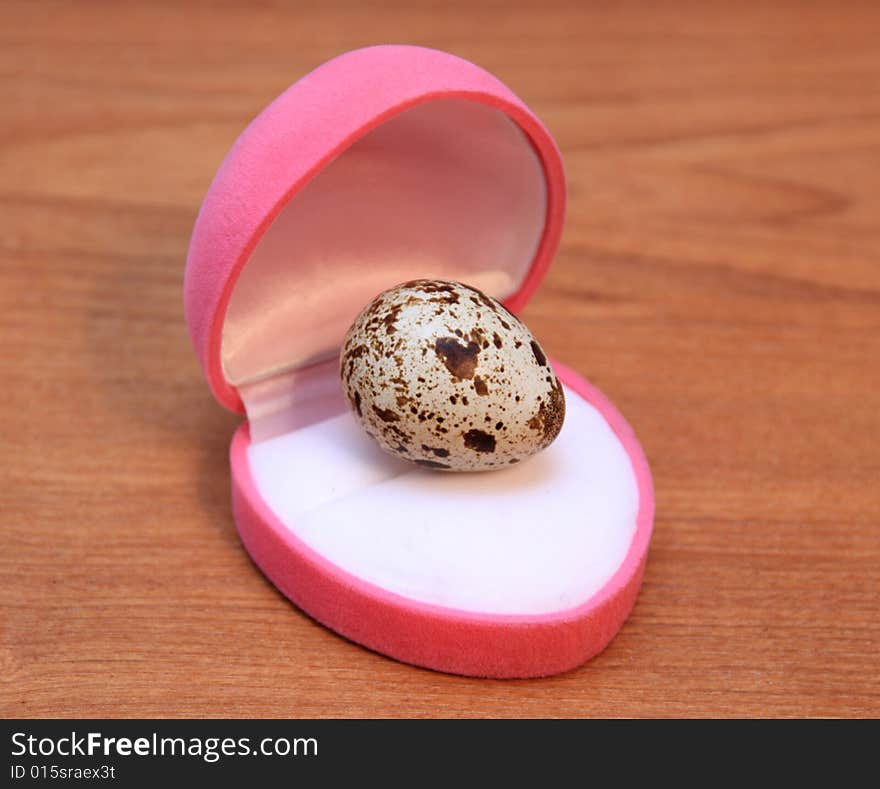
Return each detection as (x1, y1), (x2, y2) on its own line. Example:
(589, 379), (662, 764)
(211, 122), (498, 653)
(184, 45), (566, 413)
(230, 361), (654, 678)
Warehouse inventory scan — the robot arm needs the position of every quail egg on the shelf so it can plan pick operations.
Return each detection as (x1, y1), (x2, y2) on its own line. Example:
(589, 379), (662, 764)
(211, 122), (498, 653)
(340, 279), (565, 471)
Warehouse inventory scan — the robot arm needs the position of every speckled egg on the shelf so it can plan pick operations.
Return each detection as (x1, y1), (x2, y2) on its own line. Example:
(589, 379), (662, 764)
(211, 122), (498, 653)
(340, 279), (565, 471)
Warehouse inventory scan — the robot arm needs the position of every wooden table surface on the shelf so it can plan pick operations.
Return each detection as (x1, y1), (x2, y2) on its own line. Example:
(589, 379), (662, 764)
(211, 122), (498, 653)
(2, 1), (878, 718)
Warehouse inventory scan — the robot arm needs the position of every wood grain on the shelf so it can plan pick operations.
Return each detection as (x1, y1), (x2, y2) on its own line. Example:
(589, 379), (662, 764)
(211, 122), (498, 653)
(1, 0), (878, 718)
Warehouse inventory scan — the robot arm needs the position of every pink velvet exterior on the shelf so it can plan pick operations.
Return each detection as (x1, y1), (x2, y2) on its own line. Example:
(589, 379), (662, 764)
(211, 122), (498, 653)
(231, 360), (655, 678)
(184, 46), (654, 677)
(184, 45), (566, 413)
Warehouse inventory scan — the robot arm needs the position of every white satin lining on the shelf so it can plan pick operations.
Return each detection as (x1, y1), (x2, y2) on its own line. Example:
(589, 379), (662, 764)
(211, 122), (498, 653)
(246, 384), (640, 615)
(221, 98), (547, 387)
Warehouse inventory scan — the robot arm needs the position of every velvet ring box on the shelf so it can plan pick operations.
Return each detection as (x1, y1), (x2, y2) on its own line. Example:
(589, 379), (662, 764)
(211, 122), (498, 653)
(184, 45), (654, 678)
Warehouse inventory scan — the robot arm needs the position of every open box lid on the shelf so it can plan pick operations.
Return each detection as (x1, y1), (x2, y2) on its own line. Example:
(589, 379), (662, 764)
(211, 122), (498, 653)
(184, 45), (566, 414)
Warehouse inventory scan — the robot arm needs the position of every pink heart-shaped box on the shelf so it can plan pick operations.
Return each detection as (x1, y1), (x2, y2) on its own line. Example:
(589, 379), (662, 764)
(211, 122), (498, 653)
(184, 45), (654, 678)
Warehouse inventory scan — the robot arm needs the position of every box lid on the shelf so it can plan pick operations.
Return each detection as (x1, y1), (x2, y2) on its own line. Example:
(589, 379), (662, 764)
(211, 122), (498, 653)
(184, 45), (566, 413)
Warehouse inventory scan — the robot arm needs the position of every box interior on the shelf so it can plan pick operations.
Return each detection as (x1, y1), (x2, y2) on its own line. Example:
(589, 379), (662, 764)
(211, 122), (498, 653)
(246, 377), (640, 615)
(220, 94), (641, 618)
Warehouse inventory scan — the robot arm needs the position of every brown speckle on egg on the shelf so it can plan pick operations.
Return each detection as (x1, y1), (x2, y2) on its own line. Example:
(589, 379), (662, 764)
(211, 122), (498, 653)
(530, 340), (547, 367)
(434, 337), (480, 379)
(339, 279), (566, 471)
(463, 429), (496, 453)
